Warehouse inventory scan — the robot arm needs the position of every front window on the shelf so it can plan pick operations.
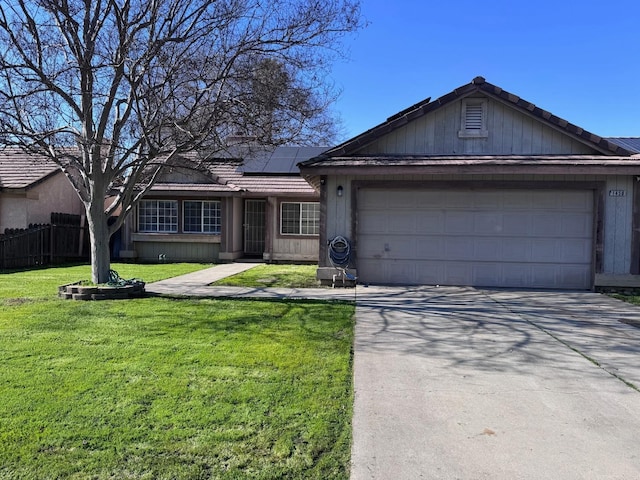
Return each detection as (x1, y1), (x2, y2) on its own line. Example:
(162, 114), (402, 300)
(138, 200), (178, 232)
(183, 200), (221, 234)
(281, 202), (320, 235)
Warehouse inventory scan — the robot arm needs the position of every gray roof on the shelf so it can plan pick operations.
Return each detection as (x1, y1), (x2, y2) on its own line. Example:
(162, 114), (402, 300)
(607, 138), (640, 154)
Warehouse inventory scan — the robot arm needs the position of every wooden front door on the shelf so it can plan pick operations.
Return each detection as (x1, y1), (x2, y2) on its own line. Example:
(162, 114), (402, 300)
(244, 199), (266, 256)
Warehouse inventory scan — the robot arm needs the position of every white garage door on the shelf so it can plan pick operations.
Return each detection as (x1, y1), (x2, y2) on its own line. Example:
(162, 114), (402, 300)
(357, 188), (594, 289)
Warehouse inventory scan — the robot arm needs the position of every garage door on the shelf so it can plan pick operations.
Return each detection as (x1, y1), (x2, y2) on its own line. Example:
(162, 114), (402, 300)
(357, 188), (594, 289)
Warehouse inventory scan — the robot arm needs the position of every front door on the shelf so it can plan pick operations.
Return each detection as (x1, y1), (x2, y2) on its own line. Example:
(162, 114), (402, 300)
(244, 199), (266, 256)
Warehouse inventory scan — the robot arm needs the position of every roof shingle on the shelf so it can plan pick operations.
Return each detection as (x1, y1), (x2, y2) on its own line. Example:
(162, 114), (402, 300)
(0, 148), (61, 189)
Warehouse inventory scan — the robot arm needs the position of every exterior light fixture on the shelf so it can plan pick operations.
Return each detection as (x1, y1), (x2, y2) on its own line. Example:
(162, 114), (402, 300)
(337, 185), (344, 197)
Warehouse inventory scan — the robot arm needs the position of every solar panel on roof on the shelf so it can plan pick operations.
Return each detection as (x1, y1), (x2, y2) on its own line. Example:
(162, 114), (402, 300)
(607, 137), (640, 154)
(240, 146), (328, 174)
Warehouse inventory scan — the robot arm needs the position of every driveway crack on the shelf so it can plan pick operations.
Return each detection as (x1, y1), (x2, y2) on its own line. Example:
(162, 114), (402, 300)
(481, 290), (640, 393)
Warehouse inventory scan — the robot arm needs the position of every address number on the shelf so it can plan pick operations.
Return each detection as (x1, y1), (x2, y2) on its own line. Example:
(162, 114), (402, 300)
(609, 190), (626, 197)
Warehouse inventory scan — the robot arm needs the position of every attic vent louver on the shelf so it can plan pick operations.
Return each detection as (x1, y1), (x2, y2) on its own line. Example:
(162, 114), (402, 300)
(459, 99), (488, 138)
(465, 104), (483, 130)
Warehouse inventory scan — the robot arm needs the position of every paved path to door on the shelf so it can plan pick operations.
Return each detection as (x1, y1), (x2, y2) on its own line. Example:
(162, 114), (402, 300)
(352, 286), (640, 479)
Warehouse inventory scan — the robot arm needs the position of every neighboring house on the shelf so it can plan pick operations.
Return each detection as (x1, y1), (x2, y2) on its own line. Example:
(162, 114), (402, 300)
(0, 148), (85, 232)
(299, 76), (640, 290)
(119, 147), (325, 263)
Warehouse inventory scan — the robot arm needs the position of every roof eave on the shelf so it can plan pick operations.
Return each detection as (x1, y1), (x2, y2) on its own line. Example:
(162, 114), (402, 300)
(299, 156), (640, 176)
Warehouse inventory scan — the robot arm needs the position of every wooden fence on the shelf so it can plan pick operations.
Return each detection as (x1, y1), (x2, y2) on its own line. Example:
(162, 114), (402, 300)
(0, 213), (89, 270)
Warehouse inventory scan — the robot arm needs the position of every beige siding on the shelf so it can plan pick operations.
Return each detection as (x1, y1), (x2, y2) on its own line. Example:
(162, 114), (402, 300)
(324, 174), (634, 275)
(358, 97), (598, 156)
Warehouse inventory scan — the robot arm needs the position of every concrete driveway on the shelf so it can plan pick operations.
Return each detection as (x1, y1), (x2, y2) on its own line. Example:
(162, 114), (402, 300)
(351, 286), (640, 479)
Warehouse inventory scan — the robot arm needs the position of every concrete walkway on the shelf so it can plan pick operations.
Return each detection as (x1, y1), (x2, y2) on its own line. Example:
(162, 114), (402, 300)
(145, 263), (358, 301)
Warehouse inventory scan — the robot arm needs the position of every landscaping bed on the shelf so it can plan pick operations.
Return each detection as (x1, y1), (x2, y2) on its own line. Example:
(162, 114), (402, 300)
(58, 280), (145, 300)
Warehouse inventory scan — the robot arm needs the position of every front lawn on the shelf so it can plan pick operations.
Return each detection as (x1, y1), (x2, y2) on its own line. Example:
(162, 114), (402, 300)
(213, 264), (320, 288)
(0, 262), (211, 300)
(0, 265), (355, 479)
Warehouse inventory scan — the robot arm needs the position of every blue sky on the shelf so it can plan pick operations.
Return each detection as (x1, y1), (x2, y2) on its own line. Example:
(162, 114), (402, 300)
(330, 0), (639, 141)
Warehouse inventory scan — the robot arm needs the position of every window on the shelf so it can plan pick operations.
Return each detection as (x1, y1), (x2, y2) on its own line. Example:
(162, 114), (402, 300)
(281, 202), (320, 235)
(138, 200), (178, 232)
(184, 200), (221, 234)
(458, 99), (488, 138)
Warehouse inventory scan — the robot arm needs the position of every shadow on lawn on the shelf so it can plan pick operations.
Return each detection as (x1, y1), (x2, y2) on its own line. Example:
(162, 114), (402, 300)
(119, 296), (355, 347)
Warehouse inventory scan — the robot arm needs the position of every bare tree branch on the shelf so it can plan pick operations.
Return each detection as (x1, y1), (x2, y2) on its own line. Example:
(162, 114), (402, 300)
(0, 0), (363, 282)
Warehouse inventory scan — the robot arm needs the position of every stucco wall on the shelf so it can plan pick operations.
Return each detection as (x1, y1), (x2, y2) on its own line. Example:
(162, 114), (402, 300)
(0, 195), (28, 233)
(0, 173), (84, 232)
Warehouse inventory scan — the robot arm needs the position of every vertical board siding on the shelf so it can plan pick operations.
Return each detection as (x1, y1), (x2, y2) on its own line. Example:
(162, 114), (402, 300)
(136, 241), (220, 262)
(603, 176), (633, 274)
(271, 237), (318, 261)
(358, 97), (598, 156)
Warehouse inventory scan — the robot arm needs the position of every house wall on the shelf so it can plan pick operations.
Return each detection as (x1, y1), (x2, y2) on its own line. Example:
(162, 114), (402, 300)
(220, 197), (244, 261)
(323, 174), (635, 275)
(604, 176), (634, 274)
(358, 96), (599, 156)
(0, 194), (28, 233)
(125, 194), (320, 263)
(30, 174), (85, 224)
(125, 196), (225, 262)
(265, 196), (319, 263)
(0, 173), (84, 232)
(132, 234), (221, 262)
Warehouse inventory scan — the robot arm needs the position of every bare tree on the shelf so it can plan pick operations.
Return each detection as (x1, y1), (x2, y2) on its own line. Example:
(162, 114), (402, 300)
(0, 0), (361, 283)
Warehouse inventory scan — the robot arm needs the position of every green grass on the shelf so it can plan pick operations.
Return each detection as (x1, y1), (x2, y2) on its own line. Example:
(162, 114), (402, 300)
(0, 262), (211, 300)
(610, 293), (640, 306)
(213, 264), (320, 288)
(0, 265), (355, 479)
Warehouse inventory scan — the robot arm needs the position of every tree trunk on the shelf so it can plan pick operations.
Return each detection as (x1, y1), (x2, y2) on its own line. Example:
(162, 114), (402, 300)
(86, 196), (111, 284)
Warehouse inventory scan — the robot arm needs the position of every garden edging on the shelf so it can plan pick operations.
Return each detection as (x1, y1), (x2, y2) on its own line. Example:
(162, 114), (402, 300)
(58, 281), (145, 300)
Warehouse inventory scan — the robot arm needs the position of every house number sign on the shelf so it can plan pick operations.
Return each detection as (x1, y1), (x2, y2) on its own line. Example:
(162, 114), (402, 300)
(609, 190), (626, 197)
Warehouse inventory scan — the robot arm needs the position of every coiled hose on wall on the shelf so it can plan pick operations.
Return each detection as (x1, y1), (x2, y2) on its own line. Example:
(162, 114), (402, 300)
(328, 235), (351, 269)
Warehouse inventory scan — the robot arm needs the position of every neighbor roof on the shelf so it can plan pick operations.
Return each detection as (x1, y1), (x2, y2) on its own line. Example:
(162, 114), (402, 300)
(301, 76), (634, 165)
(0, 148), (62, 189)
